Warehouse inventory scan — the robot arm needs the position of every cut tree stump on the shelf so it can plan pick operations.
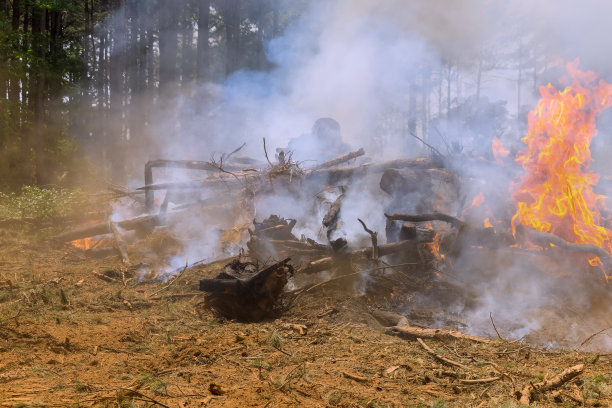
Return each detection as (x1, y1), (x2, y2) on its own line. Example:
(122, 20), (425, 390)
(199, 258), (293, 321)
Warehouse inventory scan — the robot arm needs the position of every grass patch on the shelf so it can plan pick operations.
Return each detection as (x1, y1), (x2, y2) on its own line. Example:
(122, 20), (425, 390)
(138, 373), (167, 395)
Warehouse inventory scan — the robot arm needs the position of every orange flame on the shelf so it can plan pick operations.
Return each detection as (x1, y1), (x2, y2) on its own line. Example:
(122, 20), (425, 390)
(512, 60), (612, 259)
(469, 192), (485, 210)
(492, 136), (510, 165)
(71, 237), (95, 250)
(484, 218), (493, 229)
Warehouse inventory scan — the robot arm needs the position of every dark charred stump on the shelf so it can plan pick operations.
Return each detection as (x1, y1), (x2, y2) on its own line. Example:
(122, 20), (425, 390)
(199, 257), (293, 321)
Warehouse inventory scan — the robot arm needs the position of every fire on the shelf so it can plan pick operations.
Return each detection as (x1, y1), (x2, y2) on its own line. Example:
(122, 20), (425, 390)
(469, 192), (485, 209)
(71, 237), (95, 250)
(484, 218), (493, 229)
(512, 60), (612, 261)
(492, 136), (510, 165)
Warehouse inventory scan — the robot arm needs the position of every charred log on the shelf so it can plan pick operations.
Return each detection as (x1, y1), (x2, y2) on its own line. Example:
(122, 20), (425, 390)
(310, 148), (365, 170)
(199, 257), (293, 321)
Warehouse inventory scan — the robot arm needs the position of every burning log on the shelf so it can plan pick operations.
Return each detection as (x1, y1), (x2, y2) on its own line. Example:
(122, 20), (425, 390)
(322, 192), (345, 228)
(518, 364), (584, 405)
(516, 224), (612, 269)
(310, 148), (365, 170)
(52, 212), (182, 244)
(384, 212), (463, 229)
(199, 257), (293, 321)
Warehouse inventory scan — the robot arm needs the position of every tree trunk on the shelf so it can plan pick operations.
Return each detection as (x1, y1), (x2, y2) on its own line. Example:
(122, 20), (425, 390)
(158, 0), (179, 89)
(110, 0), (127, 181)
(196, 0), (210, 81)
(11, 0), (20, 31)
(221, 0), (240, 76)
(181, 16), (194, 84)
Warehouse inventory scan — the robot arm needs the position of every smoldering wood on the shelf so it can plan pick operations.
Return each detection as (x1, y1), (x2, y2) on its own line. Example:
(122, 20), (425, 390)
(301, 239), (427, 274)
(54, 213), (163, 243)
(310, 148), (365, 170)
(144, 159), (254, 210)
(322, 192), (345, 228)
(385, 212), (463, 229)
(516, 224), (612, 268)
(199, 257), (293, 321)
(138, 157), (444, 193)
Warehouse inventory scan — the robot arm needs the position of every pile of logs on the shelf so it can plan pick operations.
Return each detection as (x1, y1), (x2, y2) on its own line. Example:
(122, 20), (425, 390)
(52, 144), (612, 320)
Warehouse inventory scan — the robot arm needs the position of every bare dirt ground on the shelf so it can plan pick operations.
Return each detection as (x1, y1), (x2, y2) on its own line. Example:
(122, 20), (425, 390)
(1, 228), (611, 408)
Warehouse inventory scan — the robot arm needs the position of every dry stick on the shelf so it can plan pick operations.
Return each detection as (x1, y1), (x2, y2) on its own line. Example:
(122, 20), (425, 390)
(357, 218), (378, 260)
(147, 262), (189, 298)
(575, 327), (612, 351)
(109, 221), (130, 266)
(459, 377), (501, 385)
(301, 271), (362, 294)
(489, 312), (504, 341)
(263, 138), (273, 166)
(409, 130), (444, 157)
(113, 387), (171, 408)
(386, 325), (493, 344)
(342, 371), (370, 383)
(384, 212), (463, 229)
(310, 148), (366, 170)
(518, 364), (584, 405)
(416, 337), (468, 370)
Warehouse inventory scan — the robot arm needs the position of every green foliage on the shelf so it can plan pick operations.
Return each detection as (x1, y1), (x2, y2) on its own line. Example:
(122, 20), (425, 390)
(137, 372), (167, 395)
(0, 186), (87, 220)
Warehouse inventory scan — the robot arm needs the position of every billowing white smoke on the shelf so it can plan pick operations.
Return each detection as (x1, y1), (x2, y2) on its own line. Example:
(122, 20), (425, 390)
(117, 0), (612, 349)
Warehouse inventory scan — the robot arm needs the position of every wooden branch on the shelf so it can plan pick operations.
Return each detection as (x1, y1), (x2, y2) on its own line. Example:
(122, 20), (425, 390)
(357, 218), (378, 260)
(385, 325), (493, 344)
(53, 213), (165, 243)
(109, 221), (130, 265)
(342, 371), (369, 382)
(416, 337), (468, 370)
(322, 193), (345, 228)
(309, 157), (444, 184)
(518, 364), (584, 405)
(301, 240), (421, 274)
(517, 225), (612, 268)
(384, 212), (463, 229)
(311, 148), (365, 170)
(459, 377), (501, 385)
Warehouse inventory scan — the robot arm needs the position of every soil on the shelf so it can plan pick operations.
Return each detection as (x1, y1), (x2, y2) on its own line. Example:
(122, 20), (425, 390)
(1, 228), (611, 408)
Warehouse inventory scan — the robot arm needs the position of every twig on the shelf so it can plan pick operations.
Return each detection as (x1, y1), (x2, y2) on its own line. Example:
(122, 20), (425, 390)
(575, 327), (612, 351)
(114, 387), (171, 408)
(147, 262), (189, 298)
(263, 138), (273, 166)
(459, 377), (501, 385)
(409, 130), (444, 157)
(416, 337), (468, 370)
(342, 371), (369, 383)
(300, 271), (361, 294)
(357, 218), (378, 261)
(490, 312), (504, 341)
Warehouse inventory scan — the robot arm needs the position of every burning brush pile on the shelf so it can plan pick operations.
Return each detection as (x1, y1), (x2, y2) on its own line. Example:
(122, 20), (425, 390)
(56, 61), (612, 350)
